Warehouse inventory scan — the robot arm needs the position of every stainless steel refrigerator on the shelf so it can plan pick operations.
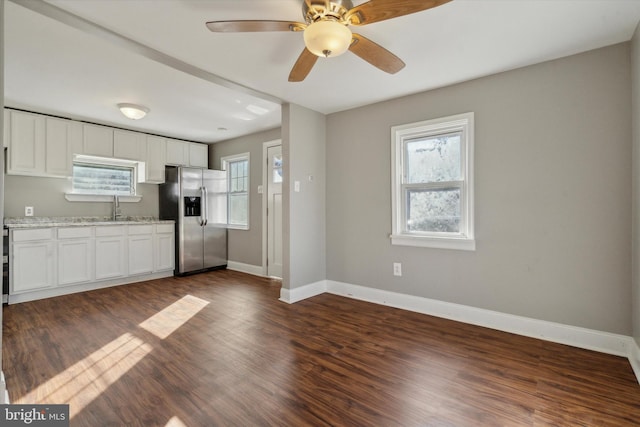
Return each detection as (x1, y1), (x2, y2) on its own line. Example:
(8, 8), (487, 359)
(159, 166), (227, 275)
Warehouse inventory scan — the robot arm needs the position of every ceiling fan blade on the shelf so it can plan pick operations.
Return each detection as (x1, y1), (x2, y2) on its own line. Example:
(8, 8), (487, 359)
(347, 0), (451, 26)
(289, 48), (318, 82)
(349, 34), (405, 74)
(206, 20), (305, 33)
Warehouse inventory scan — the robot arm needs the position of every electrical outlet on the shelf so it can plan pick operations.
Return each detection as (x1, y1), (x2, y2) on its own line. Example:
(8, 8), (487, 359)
(393, 262), (402, 277)
(25, 206), (34, 217)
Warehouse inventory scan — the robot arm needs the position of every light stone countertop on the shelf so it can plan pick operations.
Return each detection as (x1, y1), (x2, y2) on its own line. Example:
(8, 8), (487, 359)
(4, 216), (174, 229)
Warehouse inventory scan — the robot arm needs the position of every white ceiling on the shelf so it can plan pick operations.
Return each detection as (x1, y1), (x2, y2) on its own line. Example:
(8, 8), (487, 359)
(5, 0), (640, 144)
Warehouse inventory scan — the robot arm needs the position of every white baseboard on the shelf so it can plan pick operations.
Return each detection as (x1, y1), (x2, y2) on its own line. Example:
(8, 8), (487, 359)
(324, 280), (631, 358)
(279, 280), (327, 304)
(630, 339), (640, 385)
(279, 279), (638, 382)
(226, 261), (264, 277)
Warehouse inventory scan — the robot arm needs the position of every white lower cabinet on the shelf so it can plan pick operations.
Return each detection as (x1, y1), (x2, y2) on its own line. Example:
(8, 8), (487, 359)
(13, 241), (55, 293)
(9, 223), (175, 302)
(95, 226), (127, 280)
(57, 227), (94, 286)
(11, 228), (55, 294)
(155, 224), (175, 272)
(128, 225), (154, 275)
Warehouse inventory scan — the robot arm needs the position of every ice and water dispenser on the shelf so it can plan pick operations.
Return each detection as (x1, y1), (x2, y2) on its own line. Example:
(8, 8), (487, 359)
(184, 196), (201, 217)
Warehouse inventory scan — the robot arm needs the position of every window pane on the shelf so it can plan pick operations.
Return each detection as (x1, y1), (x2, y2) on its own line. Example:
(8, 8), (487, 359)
(73, 164), (133, 195)
(228, 193), (247, 225)
(406, 188), (460, 233)
(225, 157), (249, 228)
(406, 133), (461, 183)
(273, 168), (283, 183)
(273, 155), (283, 183)
(273, 155), (282, 168)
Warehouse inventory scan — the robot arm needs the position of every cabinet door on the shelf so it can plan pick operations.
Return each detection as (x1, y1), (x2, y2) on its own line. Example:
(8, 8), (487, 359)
(143, 136), (166, 184)
(95, 236), (126, 280)
(114, 129), (146, 161)
(12, 241), (55, 293)
(129, 234), (154, 275)
(58, 239), (93, 286)
(154, 226), (175, 272)
(166, 139), (189, 166)
(83, 123), (113, 157)
(189, 143), (208, 168)
(8, 110), (45, 175)
(45, 117), (74, 177)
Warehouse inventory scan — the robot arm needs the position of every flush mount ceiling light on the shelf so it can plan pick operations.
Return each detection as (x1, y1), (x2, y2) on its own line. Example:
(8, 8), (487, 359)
(118, 103), (149, 120)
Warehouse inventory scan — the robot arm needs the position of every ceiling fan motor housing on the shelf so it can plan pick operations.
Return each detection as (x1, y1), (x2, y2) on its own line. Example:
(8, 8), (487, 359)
(303, 0), (353, 24)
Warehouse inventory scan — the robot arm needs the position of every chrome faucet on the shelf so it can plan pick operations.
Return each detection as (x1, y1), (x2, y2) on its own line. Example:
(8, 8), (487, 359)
(112, 195), (122, 221)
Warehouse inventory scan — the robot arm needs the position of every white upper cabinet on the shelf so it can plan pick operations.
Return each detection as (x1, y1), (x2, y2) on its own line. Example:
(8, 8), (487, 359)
(8, 110), (46, 176)
(8, 111), (81, 178)
(83, 123), (114, 157)
(166, 139), (189, 166)
(45, 117), (81, 177)
(141, 135), (166, 184)
(5, 108), (206, 182)
(189, 142), (208, 168)
(114, 129), (146, 161)
(167, 140), (208, 168)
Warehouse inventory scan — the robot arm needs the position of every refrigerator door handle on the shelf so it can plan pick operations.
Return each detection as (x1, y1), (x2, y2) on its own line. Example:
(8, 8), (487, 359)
(202, 186), (209, 226)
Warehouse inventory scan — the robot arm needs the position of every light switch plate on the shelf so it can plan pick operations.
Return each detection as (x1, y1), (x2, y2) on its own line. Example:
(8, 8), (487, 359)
(25, 206), (34, 217)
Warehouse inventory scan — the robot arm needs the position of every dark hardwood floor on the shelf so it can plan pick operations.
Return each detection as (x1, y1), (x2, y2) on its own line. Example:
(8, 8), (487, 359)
(3, 270), (640, 426)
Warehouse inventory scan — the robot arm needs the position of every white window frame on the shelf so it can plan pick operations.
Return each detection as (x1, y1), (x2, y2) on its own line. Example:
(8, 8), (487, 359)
(391, 112), (475, 251)
(221, 152), (250, 230)
(65, 155), (142, 203)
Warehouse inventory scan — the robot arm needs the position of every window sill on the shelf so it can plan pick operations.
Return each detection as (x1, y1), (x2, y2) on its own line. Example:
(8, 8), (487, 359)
(227, 225), (249, 231)
(390, 234), (476, 251)
(65, 194), (143, 203)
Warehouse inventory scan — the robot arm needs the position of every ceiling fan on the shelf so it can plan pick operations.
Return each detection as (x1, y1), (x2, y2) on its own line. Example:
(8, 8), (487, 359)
(206, 0), (451, 82)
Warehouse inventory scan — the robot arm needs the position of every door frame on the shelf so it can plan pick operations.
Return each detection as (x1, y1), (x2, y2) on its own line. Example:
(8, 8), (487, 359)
(262, 139), (282, 277)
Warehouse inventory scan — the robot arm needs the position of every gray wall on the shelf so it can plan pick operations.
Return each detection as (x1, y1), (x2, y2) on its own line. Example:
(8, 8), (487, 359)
(210, 127), (281, 267)
(632, 25), (640, 346)
(282, 103), (326, 290)
(4, 175), (159, 218)
(326, 43), (632, 335)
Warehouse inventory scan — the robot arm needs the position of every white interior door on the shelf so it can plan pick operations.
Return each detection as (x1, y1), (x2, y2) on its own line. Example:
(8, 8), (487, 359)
(266, 144), (283, 278)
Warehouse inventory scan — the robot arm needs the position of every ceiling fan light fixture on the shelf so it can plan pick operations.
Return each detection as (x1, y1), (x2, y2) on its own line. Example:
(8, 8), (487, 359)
(303, 20), (352, 58)
(118, 103), (149, 120)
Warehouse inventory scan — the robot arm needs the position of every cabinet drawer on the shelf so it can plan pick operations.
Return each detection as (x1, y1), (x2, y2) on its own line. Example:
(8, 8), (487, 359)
(156, 224), (174, 234)
(95, 226), (125, 237)
(58, 227), (93, 239)
(12, 228), (53, 242)
(128, 225), (153, 235)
